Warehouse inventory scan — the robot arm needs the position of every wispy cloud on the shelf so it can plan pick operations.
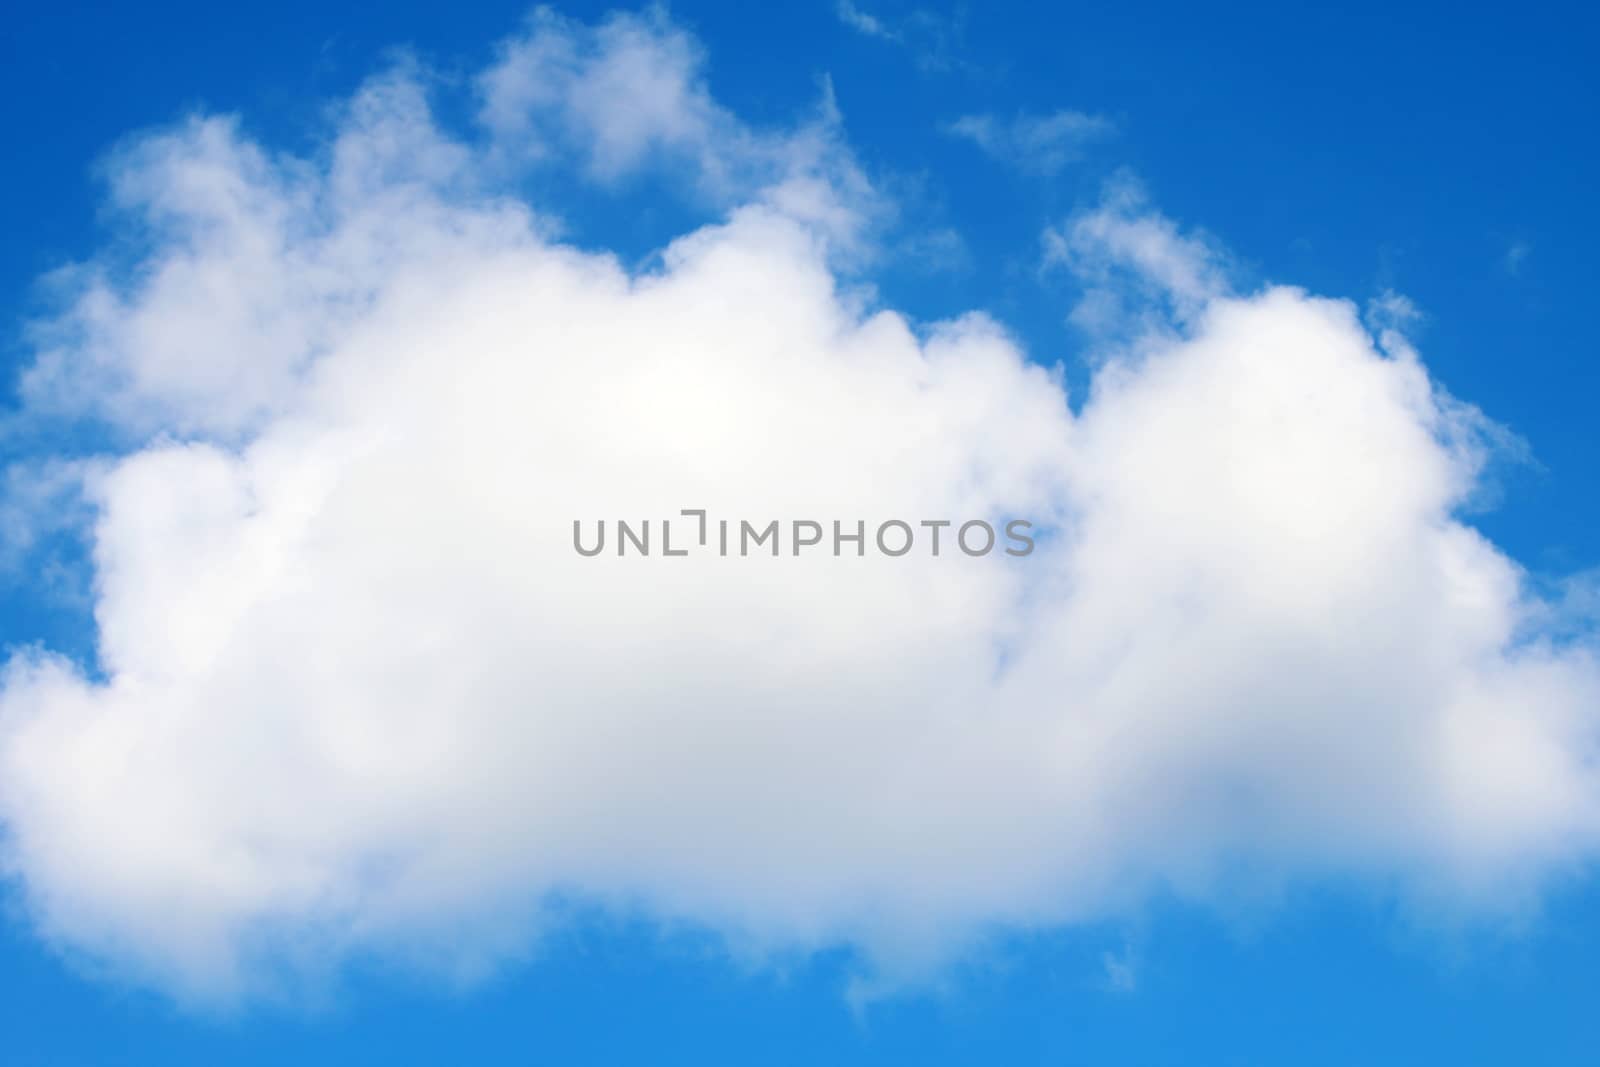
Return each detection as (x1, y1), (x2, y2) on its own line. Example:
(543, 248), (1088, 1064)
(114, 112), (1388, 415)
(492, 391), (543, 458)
(835, 0), (896, 40)
(946, 110), (1114, 175)
(1101, 947), (1138, 993)
(1044, 176), (1230, 329)
(1505, 239), (1532, 276)
(833, 0), (969, 72)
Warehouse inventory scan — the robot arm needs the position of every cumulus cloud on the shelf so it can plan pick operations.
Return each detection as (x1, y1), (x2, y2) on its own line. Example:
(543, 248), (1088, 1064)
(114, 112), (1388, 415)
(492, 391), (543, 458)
(3, 7), (1600, 1009)
(946, 111), (1115, 176)
(479, 7), (873, 220)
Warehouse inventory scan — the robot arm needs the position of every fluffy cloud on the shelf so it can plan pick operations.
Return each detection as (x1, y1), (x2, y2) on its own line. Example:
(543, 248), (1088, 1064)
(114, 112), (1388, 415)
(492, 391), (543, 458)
(2, 8), (1599, 1007)
(479, 7), (874, 227)
(1044, 177), (1229, 333)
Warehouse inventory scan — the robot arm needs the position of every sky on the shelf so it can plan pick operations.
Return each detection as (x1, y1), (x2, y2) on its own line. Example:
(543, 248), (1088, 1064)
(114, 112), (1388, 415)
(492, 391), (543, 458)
(1, 1), (1598, 1062)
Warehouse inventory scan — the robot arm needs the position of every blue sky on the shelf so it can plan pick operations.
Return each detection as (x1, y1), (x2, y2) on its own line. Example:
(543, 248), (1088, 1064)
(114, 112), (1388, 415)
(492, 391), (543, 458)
(3, 1), (1599, 1062)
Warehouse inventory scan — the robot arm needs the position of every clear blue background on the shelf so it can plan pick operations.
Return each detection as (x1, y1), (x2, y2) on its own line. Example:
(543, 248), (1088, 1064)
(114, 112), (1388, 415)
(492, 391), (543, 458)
(2, 1), (1597, 1061)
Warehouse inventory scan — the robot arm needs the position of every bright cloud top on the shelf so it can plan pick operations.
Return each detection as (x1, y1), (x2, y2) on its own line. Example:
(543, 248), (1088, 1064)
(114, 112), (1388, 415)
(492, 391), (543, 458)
(2, 8), (1598, 1005)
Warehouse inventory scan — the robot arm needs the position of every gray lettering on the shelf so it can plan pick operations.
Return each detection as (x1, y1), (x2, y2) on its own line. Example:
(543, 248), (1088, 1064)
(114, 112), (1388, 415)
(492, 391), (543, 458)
(793, 520), (823, 555)
(1004, 519), (1035, 557)
(876, 519), (913, 557)
(958, 519), (995, 556)
(573, 519), (605, 557)
(618, 519), (649, 556)
(741, 519), (780, 556)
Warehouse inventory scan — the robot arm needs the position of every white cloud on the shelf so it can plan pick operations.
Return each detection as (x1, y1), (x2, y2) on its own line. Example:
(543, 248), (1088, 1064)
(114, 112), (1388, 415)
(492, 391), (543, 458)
(1045, 177), (1230, 338)
(3, 7), (1600, 1010)
(0, 461), (90, 571)
(836, 0), (896, 41)
(946, 111), (1115, 176)
(480, 8), (868, 209)
(1505, 240), (1531, 276)
(1101, 946), (1137, 993)
(20, 11), (877, 443)
(480, 6), (730, 180)
(833, 1), (967, 73)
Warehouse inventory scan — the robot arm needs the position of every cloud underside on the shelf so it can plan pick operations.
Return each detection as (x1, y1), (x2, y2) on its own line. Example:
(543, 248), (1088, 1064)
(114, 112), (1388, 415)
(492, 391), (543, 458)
(2, 7), (1598, 1004)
